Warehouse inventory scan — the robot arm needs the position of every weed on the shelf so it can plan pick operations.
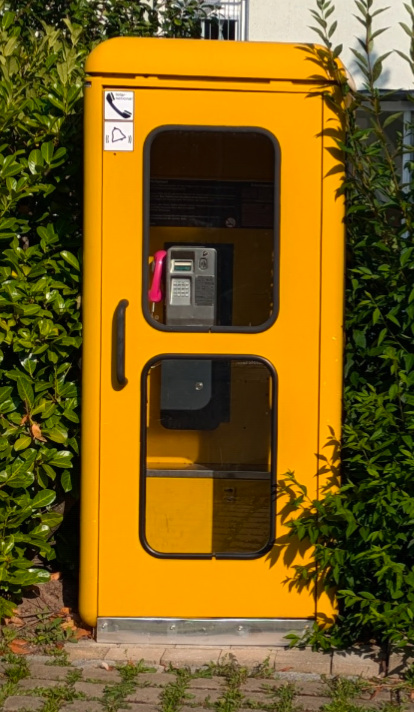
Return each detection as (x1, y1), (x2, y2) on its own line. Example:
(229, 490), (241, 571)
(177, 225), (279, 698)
(209, 657), (248, 712)
(404, 662), (414, 688)
(0, 653), (30, 708)
(3, 653), (29, 683)
(249, 657), (275, 679)
(31, 611), (75, 649)
(65, 668), (83, 684)
(160, 668), (191, 712)
(319, 675), (405, 712)
(0, 681), (18, 708)
(119, 659), (151, 678)
(211, 656), (248, 686)
(215, 687), (244, 712)
(266, 683), (300, 712)
(323, 676), (369, 702)
(31, 684), (85, 712)
(101, 661), (145, 711)
(45, 648), (71, 666)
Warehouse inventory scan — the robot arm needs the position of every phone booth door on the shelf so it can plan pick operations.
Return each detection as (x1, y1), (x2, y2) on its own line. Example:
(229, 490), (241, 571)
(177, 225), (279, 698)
(89, 78), (326, 636)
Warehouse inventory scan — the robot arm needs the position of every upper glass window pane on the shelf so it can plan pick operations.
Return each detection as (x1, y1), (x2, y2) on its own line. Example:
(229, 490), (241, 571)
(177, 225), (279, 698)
(144, 129), (279, 331)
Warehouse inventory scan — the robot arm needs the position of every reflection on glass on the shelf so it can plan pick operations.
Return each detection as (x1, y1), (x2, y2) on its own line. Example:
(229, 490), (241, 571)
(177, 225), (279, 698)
(142, 357), (275, 557)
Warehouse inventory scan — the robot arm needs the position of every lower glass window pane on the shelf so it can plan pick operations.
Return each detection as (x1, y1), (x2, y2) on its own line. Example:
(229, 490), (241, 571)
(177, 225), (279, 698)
(142, 357), (275, 557)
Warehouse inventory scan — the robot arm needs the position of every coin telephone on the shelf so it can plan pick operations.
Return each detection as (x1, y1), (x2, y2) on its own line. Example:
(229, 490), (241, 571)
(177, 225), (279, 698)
(148, 245), (229, 430)
(149, 246), (217, 327)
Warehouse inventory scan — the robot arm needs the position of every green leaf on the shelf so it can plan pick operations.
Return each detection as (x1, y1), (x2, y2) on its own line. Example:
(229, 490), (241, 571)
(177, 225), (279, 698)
(44, 427), (68, 444)
(6, 467), (34, 489)
(48, 451), (73, 468)
(61, 470), (72, 492)
(16, 377), (34, 408)
(353, 330), (366, 349)
(28, 149), (44, 174)
(14, 436), (31, 452)
(41, 142), (54, 164)
(21, 358), (37, 377)
(0, 387), (13, 404)
(41, 512), (63, 527)
(31, 490), (56, 509)
(60, 251), (80, 270)
(3, 36), (18, 56)
(41, 464), (56, 481)
(2, 11), (15, 29)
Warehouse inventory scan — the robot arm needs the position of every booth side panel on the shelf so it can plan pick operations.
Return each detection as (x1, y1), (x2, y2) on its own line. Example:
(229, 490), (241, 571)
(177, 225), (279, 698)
(316, 90), (345, 625)
(79, 80), (103, 627)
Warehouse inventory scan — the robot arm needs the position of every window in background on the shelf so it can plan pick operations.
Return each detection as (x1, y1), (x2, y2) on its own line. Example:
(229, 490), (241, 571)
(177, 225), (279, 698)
(202, 0), (248, 41)
(356, 101), (413, 185)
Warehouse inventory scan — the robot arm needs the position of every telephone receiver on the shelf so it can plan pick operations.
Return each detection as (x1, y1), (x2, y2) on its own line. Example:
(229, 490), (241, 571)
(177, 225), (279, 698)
(148, 250), (167, 312)
(106, 92), (132, 119)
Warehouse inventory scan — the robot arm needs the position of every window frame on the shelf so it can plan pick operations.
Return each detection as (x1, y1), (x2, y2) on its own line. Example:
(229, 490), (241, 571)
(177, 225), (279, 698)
(142, 124), (281, 334)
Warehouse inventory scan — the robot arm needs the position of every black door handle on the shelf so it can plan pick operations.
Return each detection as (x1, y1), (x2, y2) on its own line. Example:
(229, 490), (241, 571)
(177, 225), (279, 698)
(115, 299), (129, 387)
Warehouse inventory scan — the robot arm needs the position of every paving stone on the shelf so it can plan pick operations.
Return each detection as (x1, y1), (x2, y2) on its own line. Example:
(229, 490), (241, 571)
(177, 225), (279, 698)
(388, 646), (414, 676)
(66, 645), (115, 662)
(74, 681), (106, 697)
(27, 655), (60, 665)
(105, 645), (166, 664)
(282, 680), (326, 697)
(240, 691), (271, 706)
(295, 696), (332, 711)
(189, 676), (225, 690)
(274, 648), (332, 675)
(3, 696), (44, 711)
(82, 667), (121, 684)
(136, 672), (176, 687)
(183, 688), (222, 705)
(358, 685), (392, 702)
(161, 647), (221, 669)
(331, 647), (382, 677)
(240, 678), (276, 693)
(61, 702), (105, 711)
(124, 706), (168, 712)
(223, 647), (276, 669)
(28, 662), (70, 680)
(125, 685), (163, 704)
(251, 677), (325, 697)
(17, 678), (62, 691)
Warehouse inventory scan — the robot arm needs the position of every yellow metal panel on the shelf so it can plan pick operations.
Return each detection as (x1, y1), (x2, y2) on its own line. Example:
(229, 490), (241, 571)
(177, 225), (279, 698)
(97, 87), (322, 620)
(86, 37), (341, 84)
(79, 81), (103, 627)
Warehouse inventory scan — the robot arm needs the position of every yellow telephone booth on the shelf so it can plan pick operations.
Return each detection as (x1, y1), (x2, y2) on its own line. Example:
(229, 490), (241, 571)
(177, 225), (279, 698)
(81, 38), (345, 643)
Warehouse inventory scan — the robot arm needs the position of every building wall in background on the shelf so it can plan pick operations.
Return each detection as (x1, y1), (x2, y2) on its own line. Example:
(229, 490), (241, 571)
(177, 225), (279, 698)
(248, 0), (412, 91)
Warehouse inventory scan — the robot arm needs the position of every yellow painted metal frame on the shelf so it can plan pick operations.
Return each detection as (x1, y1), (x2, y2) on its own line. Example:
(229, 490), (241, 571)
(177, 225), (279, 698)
(81, 38), (345, 627)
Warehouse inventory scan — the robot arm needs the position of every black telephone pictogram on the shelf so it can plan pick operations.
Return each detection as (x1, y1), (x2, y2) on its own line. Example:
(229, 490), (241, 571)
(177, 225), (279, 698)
(106, 92), (132, 119)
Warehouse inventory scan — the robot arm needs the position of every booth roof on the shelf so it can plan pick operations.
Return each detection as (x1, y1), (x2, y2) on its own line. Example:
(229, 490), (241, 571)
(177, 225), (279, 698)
(85, 37), (343, 84)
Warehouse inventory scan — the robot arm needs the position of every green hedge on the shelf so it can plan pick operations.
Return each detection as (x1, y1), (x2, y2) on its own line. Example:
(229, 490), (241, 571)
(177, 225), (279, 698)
(283, 0), (414, 651)
(0, 0), (213, 618)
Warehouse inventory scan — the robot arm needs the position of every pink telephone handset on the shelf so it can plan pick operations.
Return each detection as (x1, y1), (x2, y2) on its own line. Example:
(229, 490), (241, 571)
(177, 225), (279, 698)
(148, 250), (167, 314)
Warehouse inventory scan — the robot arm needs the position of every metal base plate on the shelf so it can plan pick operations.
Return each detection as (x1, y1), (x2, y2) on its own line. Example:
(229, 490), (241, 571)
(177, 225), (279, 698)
(96, 617), (313, 645)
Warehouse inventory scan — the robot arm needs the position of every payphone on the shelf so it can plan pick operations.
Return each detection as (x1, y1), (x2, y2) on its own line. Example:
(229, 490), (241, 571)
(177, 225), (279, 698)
(150, 247), (229, 430)
(150, 247), (217, 327)
(81, 38), (345, 643)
